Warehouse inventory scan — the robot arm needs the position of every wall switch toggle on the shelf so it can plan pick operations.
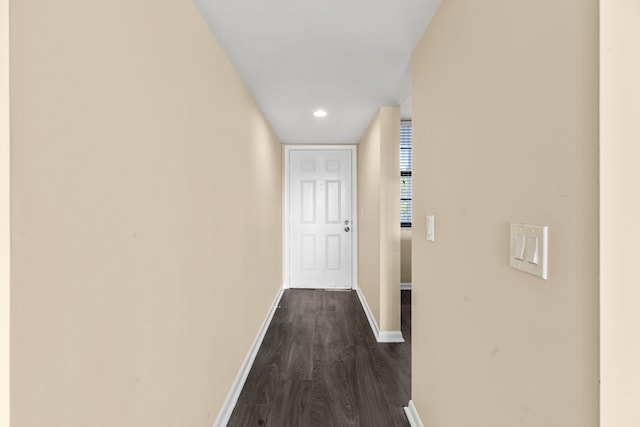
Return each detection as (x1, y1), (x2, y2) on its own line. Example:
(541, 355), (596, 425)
(514, 234), (525, 260)
(525, 236), (539, 265)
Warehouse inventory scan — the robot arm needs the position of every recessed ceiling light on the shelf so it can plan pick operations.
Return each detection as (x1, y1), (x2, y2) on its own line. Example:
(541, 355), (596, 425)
(313, 110), (327, 118)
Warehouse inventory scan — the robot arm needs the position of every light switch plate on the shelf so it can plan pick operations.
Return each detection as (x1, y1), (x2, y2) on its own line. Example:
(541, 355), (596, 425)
(509, 223), (548, 279)
(426, 215), (435, 242)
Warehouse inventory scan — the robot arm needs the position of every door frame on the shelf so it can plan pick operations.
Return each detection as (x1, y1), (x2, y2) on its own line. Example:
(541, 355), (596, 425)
(284, 145), (358, 289)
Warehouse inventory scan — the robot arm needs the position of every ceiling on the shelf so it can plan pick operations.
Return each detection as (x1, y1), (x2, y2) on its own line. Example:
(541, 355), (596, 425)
(194, 0), (441, 144)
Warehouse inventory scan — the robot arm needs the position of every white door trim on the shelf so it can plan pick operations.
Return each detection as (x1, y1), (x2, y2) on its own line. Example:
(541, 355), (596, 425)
(284, 145), (358, 289)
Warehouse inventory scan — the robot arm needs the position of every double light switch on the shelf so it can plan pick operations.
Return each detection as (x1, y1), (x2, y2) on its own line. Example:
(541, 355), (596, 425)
(510, 223), (548, 279)
(513, 234), (539, 265)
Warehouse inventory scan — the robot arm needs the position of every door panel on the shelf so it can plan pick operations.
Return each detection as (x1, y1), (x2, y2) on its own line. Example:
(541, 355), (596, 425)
(301, 180), (316, 223)
(290, 150), (352, 288)
(326, 180), (341, 223)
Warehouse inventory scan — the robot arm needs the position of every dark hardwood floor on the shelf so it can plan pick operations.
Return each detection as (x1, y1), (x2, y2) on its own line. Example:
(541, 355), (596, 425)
(227, 289), (412, 427)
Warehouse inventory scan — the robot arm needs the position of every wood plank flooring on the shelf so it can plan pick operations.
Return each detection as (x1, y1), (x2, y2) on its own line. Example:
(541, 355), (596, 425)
(227, 290), (412, 427)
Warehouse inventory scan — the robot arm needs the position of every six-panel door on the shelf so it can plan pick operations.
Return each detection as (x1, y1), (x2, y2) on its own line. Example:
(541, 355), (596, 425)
(290, 150), (352, 288)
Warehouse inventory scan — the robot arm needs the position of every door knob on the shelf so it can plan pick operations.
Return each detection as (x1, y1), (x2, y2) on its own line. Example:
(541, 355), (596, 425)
(344, 226), (351, 232)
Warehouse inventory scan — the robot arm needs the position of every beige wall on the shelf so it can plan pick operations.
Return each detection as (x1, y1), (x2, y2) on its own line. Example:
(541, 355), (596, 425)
(411, 0), (599, 426)
(401, 229), (411, 283)
(358, 106), (401, 332)
(379, 107), (401, 330)
(600, 1), (640, 426)
(1, 0), (10, 424)
(9, 0), (282, 426)
(358, 111), (382, 324)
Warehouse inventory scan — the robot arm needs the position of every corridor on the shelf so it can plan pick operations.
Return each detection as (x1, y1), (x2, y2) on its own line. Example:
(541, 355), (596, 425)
(228, 290), (412, 426)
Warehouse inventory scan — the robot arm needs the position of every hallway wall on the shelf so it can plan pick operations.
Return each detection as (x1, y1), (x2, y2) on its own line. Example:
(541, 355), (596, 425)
(358, 106), (401, 333)
(9, 0), (282, 426)
(411, 0), (599, 426)
(1, 0), (10, 423)
(600, 1), (640, 426)
(401, 229), (411, 284)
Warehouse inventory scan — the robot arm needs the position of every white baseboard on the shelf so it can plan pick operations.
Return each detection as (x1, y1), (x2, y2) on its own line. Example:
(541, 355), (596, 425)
(404, 400), (425, 427)
(213, 286), (285, 427)
(355, 287), (380, 339)
(401, 282), (412, 291)
(355, 287), (404, 343)
(378, 330), (405, 343)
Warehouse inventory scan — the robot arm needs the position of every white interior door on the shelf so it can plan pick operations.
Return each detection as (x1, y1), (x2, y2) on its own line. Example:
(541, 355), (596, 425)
(289, 150), (352, 288)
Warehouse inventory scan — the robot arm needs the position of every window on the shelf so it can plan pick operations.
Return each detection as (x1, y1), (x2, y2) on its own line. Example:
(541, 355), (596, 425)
(400, 120), (412, 227)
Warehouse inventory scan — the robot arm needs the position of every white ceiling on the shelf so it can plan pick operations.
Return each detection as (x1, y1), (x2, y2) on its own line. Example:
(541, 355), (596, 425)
(194, 0), (441, 144)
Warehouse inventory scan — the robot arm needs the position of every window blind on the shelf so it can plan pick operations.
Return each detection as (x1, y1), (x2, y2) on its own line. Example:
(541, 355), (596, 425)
(400, 121), (412, 227)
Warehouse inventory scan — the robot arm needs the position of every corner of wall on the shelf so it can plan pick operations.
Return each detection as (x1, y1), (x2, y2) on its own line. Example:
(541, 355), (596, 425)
(1, 0), (10, 424)
(378, 106), (401, 333)
(600, 1), (640, 426)
(357, 110), (383, 327)
(357, 106), (402, 338)
(403, 400), (425, 427)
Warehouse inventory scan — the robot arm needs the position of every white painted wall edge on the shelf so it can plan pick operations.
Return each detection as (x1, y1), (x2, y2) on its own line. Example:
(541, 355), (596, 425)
(1, 0), (10, 423)
(213, 286), (285, 427)
(400, 282), (412, 291)
(403, 400), (425, 427)
(355, 287), (404, 343)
